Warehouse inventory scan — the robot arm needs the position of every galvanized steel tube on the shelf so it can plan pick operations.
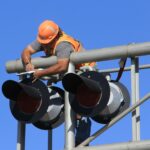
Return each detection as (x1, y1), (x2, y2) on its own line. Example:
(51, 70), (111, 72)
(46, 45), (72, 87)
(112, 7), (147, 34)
(131, 57), (140, 141)
(65, 63), (76, 150)
(73, 140), (150, 150)
(99, 64), (150, 73)
(5, 42), (150, 73)
(70, 42), (150, 64)
(6, 56), (57, 73)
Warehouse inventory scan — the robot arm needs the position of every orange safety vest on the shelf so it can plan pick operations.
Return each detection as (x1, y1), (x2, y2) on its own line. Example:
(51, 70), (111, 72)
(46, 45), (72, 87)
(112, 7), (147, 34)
(48, 32), (96, 69)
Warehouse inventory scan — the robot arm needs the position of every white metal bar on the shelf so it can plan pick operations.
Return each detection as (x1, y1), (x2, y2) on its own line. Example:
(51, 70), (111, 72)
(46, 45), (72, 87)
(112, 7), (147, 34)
(73, 140), (150, 150)
(99, 64), (150, 73)
(135, 58), (140, 140)
(70, 42), (150, 64)
(17, 75), (26, 150)
(17, 122), (26, 150)
(131, 57), (137, 141)
(65, 63), (76, 150)
(6, 56), (57, 73)
(6, 42), (150, 73)
(131, 57), (140, 141)
(77, 93), (150, 146)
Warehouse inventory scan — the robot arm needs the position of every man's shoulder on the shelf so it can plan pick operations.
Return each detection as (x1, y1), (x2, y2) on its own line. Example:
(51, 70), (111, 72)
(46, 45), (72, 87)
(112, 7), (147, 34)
(57, 41), (72, 47)
(56, 41), (74, 52)
(29, 40), (43, 51)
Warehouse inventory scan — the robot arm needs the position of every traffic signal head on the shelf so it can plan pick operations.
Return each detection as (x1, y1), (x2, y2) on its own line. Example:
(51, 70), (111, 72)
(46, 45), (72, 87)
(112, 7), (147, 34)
(91, 81), (130, 124)
(2, 78), (65, 129)
(62, 71), (110, 117)
(2, 78), (49, 123)
(33, 86), (64, 130)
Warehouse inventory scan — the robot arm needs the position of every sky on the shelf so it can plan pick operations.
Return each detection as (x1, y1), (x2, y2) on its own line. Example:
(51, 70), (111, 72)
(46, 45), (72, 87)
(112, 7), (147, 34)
(0, 0), (150, 150)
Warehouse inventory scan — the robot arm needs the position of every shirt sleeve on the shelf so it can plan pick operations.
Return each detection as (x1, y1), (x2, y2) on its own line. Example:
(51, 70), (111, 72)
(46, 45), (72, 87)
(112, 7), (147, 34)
(55, 41), (74, 59)
(29, 40), (43, 52)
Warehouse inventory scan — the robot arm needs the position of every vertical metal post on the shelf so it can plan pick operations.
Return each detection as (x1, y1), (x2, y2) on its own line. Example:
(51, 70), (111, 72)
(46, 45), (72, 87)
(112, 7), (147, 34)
(65, 62), (75, 150)
(131, 57), (140, 141)
(17, 75), (26, 150)
(135, 58), (140, 140)
(48, 130), (52, 150)
(17, 122), (26, 150)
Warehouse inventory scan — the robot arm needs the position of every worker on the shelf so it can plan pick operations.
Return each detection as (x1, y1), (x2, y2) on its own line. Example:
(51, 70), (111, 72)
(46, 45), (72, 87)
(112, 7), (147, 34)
(21, 20), (96, 78)
(21, 20), (95, 146)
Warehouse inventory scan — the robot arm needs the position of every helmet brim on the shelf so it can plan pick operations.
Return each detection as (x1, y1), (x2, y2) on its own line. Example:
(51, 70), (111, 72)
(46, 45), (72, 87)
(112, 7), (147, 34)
(37, 32), (58, 44)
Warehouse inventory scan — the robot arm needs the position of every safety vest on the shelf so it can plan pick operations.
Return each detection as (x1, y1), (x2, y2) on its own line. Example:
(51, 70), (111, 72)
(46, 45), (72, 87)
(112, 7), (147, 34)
(48, 32), (96, 69)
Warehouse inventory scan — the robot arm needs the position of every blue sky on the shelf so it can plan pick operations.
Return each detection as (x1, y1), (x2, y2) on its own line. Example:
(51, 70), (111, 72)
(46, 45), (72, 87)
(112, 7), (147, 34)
(1, 0), (150, 150)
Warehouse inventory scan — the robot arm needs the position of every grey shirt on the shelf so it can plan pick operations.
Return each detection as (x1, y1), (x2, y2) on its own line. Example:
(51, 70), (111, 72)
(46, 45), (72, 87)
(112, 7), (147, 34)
(29, 40), (74, 59)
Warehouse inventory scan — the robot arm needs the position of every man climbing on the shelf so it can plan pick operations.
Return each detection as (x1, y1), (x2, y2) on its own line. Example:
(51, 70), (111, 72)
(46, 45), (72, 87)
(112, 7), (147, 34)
(21, 20), (95, 146)
(21, 20), (95, 78)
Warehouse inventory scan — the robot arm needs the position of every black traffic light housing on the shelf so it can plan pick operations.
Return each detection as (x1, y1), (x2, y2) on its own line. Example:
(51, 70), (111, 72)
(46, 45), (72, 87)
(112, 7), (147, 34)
(2, 78), (49, 123)
(33, 86), (64, 130)
(91, 81), (130, 124)
(2, 78), (65, 129)
(62, 71), (110, 117)
(62, 71), (130, 124)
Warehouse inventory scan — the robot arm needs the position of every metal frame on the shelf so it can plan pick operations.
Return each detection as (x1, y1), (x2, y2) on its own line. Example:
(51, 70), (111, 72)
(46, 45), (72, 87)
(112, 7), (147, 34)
(48, 130), (52, 150)
(72, 140), (150, 150)
(5, 41), (150, 150)
(64, 62), (76, 150)
(75, 93), (150, 147)
(131, 57), (140, 141)
(17, 122), (26, 150)
(17, 75), (26, 150)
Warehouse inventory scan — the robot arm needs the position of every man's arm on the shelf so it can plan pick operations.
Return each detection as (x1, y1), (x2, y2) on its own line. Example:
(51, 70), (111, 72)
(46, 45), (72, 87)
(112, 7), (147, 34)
(21, 40), (42, 71)
(33, 41), (73, 78)
(21, 45), (37, 71)
(21, 45), (37, 64)
(34, 58), (69, 78)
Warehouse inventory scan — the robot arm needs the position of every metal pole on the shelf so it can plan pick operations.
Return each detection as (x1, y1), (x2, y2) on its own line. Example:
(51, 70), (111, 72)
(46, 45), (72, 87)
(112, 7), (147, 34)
(131, 57), (137, 141)
(77, 93), (150, 147)
(17, 122), (26, 150)
(131, 57), (140, 141)
(65, 62), (76, 150)
(6, 56), (57, 73)
(70, 42), (150, 64)
(135, 58), (140, 140)
(73, 140), (150, 150)
(17, 75), (26, 150)
(48, 130), (52, 150)
(5, 42), (150, 73)
(99, 64), (150, 73)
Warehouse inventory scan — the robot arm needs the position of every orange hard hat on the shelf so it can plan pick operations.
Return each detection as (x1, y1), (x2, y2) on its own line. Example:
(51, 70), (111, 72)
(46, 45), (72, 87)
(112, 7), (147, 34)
(37, 20), (59, 44)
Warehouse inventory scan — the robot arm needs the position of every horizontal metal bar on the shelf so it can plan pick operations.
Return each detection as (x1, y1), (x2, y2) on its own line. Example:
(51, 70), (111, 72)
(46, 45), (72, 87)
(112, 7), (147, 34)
(6, 56), (57, 73)
(72, 140), (150, 150)
(70, 42), (150, 64)
(99, 64), (150, 73)
(5, 42), (150, 73)
(77, 93), (150, 147)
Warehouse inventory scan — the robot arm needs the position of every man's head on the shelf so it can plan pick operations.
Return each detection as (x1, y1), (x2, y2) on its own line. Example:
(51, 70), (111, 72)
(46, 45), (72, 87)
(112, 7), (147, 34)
(37, 20), (59, 44)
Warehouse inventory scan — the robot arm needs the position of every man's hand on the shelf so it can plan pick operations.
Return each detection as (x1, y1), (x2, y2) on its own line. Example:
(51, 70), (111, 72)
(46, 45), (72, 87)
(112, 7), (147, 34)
(30, 69), (41, 83)
(32, 69), (43, 81)
(25, 63), (35, 71)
